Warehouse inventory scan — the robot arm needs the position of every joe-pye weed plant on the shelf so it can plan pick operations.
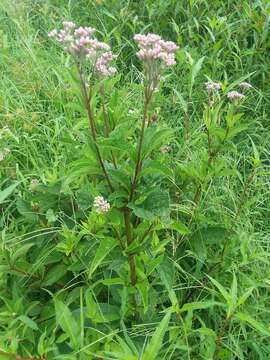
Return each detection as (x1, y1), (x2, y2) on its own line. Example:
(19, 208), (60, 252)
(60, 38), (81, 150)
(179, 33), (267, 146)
(49, 22), (181, 315)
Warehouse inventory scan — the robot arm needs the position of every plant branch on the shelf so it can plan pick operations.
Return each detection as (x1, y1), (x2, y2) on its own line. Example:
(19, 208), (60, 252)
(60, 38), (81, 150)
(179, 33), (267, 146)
(213, 315), (232, 360)
(123, 208), (137, 286)
(129, 90), (151, 201)
(77, 63), (114, 192)
(100, 85), (117, 169)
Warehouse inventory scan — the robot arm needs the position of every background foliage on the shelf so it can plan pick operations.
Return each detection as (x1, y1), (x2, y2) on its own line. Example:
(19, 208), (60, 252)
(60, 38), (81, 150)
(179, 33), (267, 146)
(0, 0), (270, 359)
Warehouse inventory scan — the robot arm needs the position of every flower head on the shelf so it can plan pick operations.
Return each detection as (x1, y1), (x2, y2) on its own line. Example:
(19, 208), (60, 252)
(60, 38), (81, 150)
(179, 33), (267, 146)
(227, 91), (245, 101)
(49, 21), (116, 77)
(134, 33), (179, 67)
(134, 33), (178, 93)
(205, 81), (221, 93)
(95, 51), (117, 76)
(239, 82), (252, 90)
(93, 196), (110, 214)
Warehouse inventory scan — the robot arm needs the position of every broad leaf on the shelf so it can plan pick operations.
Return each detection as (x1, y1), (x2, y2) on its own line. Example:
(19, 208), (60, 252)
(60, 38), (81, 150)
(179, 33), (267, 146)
(88, 237), (117, 278)
(0, 182), (19, 204)
(143, 311), (171, 360)
(54, 299), (80, 349)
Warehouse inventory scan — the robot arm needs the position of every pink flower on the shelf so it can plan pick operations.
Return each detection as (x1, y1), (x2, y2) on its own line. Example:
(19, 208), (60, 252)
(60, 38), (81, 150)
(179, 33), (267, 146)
(227, 91), (245, 101)
(93, 196), (110, 214)
(134, 33), (178, 93)
(48, 29), (58, 38)
(95, 51), (117, 76)
(48, 21), (117, 77)
(205, 82), (221, 92)
(134, 33), (179, 67)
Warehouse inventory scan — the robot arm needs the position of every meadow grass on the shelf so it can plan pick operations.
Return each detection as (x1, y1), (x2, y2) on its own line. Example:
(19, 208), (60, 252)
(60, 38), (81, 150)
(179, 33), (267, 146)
(0, 0), (270, 359)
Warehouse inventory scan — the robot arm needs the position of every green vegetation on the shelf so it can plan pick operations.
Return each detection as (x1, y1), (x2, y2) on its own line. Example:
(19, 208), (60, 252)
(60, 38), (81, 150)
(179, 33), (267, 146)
(0, 0), (270, 359)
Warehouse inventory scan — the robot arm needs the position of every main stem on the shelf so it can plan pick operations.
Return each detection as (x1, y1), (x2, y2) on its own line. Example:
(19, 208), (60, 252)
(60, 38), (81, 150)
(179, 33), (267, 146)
(124, 208), (137, 286)
(77, 64), (114, 192)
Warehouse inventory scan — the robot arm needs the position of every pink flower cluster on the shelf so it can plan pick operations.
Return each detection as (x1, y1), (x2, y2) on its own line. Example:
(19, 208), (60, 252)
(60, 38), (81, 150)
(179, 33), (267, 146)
(96, 51), (117, 76)
(227, 91), (245, 101)
(93, 196), (110, 214)
(205, 82), (221, 92)
(48, 21), (116, 76)
(134, 33), (179, 66)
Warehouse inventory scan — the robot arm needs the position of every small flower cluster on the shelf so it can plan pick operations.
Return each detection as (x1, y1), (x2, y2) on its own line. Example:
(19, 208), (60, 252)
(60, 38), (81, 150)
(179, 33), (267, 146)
(227, 91), (245, 101)
(205, 80), (252, 103)
(49, 21), (116, 76)
(93, 196), (110, 214)
(0, 148), (10, 161)
(134, 33), (179, 66)
(226, 82), (252, 102)
(205, 81), (221, 93)
(134, 33), (179, 93)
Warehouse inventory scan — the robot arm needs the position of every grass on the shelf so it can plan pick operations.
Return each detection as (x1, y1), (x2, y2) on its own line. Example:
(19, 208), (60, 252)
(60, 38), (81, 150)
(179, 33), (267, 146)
(0, 0), (270, 359)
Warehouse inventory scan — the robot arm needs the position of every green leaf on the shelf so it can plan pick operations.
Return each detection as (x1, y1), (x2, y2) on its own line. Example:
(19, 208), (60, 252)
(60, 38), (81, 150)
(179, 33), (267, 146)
(43, 264), (67, 286)
(54, 299), (80, 349)
(179, 301), (221, 313)
(234, 312), (270, 336)
(136, 279), (149, 313)
(143, 311), (171, 360)
(142, 127), (174, 159)
(173, 89), (188, 113)
(101, 278), (125, 286)
(65, 157), (101, 185)
(230, 272), (238, 307)
(237, 288), (254, 307)
(158, 258), (178, 307)
(129, 190), (170, 222)
(140, 160), (173, 178)
(12, 243), (34, 263)
(0, 182), (19, 204)
(208, 275), (232, 306)
(167, 221), (189, 234)
(190, 56), (205, 96)
(227, 124), (249, 139)
(88, 237), (117, 278)
(17, 315), (38, 330)
(85, 290), (121, 323)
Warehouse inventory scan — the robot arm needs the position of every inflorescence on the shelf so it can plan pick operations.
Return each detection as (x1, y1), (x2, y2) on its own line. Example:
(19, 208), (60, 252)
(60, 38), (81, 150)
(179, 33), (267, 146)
(49, 21), (117, 76)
